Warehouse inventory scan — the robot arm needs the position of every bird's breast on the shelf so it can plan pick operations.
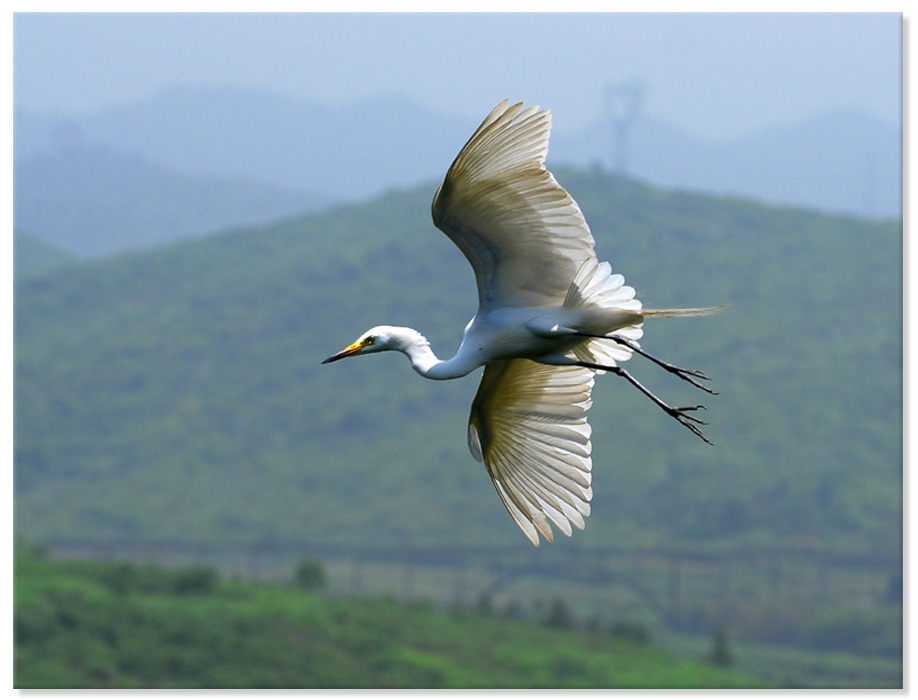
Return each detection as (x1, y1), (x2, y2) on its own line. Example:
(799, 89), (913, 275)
(462, 307), (580, 364)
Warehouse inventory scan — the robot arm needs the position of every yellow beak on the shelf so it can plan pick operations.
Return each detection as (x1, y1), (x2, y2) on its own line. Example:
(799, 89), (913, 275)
(322, 340), (366, 364)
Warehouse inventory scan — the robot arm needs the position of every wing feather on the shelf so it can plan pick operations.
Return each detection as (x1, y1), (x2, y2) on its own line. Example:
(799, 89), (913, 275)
(468, 359), (595, 546)
(432, 100), (598, 309)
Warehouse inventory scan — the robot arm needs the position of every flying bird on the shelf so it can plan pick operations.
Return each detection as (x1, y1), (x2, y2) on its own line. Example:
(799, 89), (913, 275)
(323, 99), (720, 546)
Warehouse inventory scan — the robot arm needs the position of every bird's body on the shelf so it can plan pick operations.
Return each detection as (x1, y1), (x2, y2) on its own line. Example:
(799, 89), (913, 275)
(352, 302), (640, 379)
(324, 100), (720, 546)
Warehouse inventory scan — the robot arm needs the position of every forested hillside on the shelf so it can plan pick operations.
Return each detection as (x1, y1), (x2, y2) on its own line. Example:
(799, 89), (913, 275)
(14, 169), (902, 556)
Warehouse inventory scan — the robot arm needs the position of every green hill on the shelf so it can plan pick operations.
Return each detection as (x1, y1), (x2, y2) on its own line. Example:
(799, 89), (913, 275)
(14, 543), (765, 688)
(14, 169), (902, 555)
(15, 230), (74, 277)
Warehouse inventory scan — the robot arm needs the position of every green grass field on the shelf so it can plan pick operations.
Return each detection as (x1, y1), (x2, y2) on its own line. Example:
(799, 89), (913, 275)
(14, 543), (767, 689)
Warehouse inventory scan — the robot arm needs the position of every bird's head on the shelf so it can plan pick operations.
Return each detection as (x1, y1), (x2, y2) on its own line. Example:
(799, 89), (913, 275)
(322, 326), (427, 364)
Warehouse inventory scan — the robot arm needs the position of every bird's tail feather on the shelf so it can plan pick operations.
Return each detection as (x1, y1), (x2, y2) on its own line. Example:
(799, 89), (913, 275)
(565, 260), (643, 367)
(564, 259), (641, 313)
(564, 261), (730, 368)
(641, 304), (734, 318)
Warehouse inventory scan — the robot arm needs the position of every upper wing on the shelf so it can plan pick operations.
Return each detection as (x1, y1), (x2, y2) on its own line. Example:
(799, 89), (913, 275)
(468, 358), (595, 546)
(432, 100), (598, 310)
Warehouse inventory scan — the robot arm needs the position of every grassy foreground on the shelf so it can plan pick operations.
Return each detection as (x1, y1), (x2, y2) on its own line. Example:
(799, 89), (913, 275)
(14, 545), (766, 689)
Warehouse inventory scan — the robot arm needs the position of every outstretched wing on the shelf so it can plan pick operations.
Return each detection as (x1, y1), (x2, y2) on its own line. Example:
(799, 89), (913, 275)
(468, 359), (595, 546)
(432, 100), (598, 310)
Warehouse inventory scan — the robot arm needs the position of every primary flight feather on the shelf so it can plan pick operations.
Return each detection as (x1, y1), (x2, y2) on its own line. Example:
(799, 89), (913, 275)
(323, 99), (721, 546)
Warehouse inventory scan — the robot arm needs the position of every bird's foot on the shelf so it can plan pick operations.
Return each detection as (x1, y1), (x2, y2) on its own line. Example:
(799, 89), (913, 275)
(607, 334), (716, 395)
(660, 363), (716, 395)
(665, 404), (714, 445)
(569, 331), (715, 394)
(574, 360), (715, 446)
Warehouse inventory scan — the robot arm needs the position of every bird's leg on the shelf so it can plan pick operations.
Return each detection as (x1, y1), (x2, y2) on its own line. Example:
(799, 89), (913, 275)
(574, 360), (714, 445)
(570, 331), (716, 395)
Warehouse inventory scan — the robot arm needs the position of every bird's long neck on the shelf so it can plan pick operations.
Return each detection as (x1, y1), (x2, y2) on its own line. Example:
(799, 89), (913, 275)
(397, 329), (475, 380)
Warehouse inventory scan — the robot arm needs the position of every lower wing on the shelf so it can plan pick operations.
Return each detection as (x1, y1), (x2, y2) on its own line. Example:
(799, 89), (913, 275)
(467, 359), (595, 545)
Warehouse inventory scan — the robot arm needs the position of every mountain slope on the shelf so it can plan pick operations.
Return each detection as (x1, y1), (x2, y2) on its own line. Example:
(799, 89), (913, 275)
(14, 171), (902, 554)
(14, 145), (326, 257)
(14, 230), (74, 276)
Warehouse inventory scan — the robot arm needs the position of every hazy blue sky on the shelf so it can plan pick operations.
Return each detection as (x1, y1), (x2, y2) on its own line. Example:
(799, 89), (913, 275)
(14, 12), (901, 141)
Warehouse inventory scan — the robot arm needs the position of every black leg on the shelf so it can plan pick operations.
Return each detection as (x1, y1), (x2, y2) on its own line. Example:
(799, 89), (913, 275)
(572, 331), (716, 395)
(575, 360), (714, 445)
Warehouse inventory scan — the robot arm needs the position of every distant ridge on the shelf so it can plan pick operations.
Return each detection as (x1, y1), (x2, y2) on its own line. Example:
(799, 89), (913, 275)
(553, 108), (900, 219)
(15, 86), (901, 220)
(14, 230), (73, 277)
(14, 144), (328, 257)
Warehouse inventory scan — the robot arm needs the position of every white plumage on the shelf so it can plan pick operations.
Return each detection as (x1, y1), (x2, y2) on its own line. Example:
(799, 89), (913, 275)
(323, 100), (720, 545)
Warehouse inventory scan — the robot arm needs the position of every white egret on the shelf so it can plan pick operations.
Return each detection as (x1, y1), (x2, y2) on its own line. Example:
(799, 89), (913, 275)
(323, 100), (721, 546)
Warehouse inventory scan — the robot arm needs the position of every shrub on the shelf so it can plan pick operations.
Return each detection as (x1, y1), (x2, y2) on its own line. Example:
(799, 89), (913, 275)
(609, 620), (651, 646)
(171, 566), (218, 595)
(543, 598), (574, 629)
(708, 626), (733, 667)
(99, 563), (139, 596)
(294, 560), (326, 591)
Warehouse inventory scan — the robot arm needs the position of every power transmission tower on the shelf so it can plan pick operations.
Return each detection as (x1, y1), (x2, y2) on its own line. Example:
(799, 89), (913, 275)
(604, 81), (644, 176)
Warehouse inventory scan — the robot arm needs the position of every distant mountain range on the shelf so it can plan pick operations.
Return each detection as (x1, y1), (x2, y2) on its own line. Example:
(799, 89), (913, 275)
(552, 109), (900, 219)
(14, 86), (901, 258)
(15, 88), (472, 203)
(14, 143), (327, 258)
